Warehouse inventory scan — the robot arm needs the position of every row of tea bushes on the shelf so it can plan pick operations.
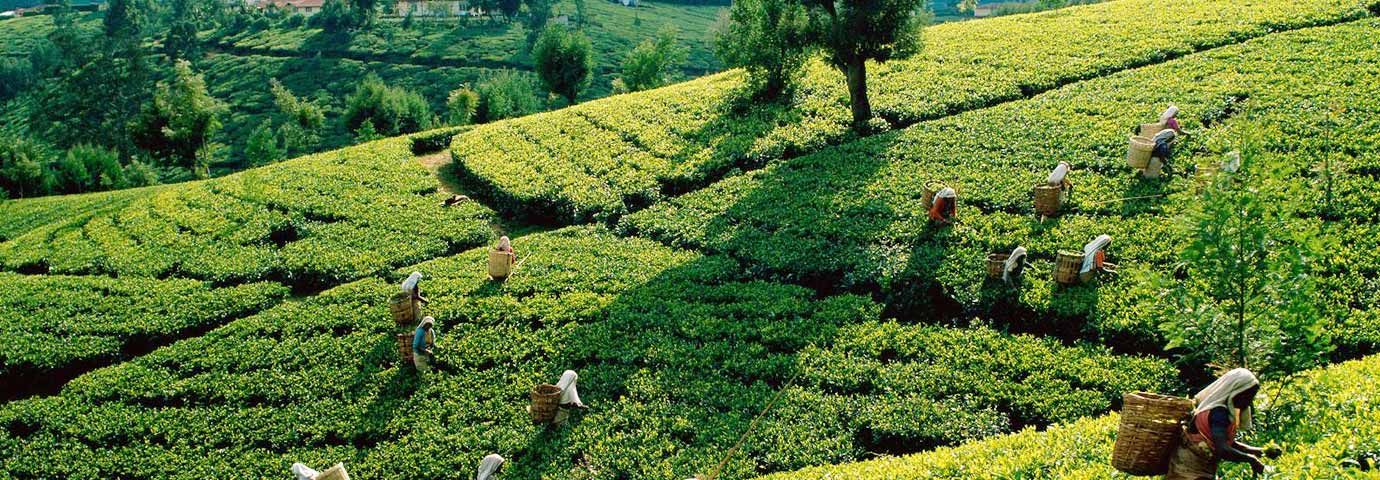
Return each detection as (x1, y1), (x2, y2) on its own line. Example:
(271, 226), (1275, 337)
(0, 131), (496, 289)
(622, 19), (1380, 353)
(450, 0), (1378, 222)
(0, 226), (1175, 479)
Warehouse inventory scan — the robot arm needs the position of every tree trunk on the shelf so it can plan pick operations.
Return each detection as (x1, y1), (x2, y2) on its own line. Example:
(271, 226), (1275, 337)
(845, 57), (872, 131)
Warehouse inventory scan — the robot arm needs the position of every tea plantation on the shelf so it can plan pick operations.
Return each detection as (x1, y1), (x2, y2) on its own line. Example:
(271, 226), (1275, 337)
(2, 0), (1379, 478)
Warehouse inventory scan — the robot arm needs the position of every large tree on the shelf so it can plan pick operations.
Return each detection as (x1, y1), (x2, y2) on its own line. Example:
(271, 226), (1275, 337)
(532, 25), (593, 105)
(132, 60), (226, 177)
(618, 27), (688, 93)
(804, 0), (927, 128)
(712, 0), (811, 99)
(715, 0), (927, 128)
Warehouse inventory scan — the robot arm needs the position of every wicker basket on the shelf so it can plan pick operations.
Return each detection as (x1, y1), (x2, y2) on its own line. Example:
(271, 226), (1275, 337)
(1127, 136), (1154, 169)
(530, 383), (562, 424)
(396, 333), (414, 365)
(921, 180), (946, 209)
(315, 463), (351, 480)
(488, 250), (514, 279)
(1054, 251), (1084, 285)
(1112, 392), (1194, 476)
(1032, 184), (1064, 217)
(389, 292), (417, 326)
(1139, 122), (1167, 137)
(986, 253), (1010, 280)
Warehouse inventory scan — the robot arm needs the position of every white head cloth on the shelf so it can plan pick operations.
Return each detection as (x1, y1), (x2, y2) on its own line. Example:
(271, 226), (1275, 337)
(401, 271), (423, 294)
(1193, 368), (1260, 431)
(1003, 247), (1027, 282)
(291, 463), (319, 480)
(497, 236), (512, 251)
(936, 187), (956, 199)
(557, 370), (582, 406)
(1080, 234), (1112, 273)
(1160, 105), (1180, 123)
(1046, 162), (1071, 186)
(1222, 151), (1241, 173)
(477, 454), (505, 480)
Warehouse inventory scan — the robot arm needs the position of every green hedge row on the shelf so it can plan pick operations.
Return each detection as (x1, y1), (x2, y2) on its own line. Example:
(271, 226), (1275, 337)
(756, 352), (1380, 479)
(451, 0), (1377, 223)
(0, 226), (1175, 479)
(621, 19), (1380, 353)
(0, 272), (287, 378)
(0, 133), (495, 289)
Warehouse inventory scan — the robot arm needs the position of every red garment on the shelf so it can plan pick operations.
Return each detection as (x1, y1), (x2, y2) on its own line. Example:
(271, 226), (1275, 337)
(1187, 408), (1237, 447)
(929, 197), (954, 222)
(1094, 250), (1106, 269)
(1166, 117), (1182, 132)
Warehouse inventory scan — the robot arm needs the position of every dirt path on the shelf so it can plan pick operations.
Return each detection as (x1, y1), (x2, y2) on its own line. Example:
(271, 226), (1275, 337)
(415, 151), (549, 239)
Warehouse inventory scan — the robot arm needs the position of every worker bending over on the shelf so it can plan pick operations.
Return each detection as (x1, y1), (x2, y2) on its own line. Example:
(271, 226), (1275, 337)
(413, 316), (438, 373)
(557, 370), (588, 409)
(1167, 369), (1279, 479)
(929, 188), (957, 225)
(401, 271), (429, 310)
(477, 454), (505, 480)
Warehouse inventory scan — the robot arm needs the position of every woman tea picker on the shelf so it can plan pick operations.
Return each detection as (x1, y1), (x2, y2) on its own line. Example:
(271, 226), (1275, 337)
(1167, 368), (1280, 479)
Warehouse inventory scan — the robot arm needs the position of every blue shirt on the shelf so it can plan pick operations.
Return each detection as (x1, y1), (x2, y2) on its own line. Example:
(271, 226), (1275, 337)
(413, 326), (435, 356)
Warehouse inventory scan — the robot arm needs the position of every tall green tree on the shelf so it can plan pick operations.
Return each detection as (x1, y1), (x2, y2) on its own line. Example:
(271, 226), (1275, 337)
(132, 60), (226, 177)
(475, 71), (540, 122)
(245, 121), (282, 167)
(447, 86), (480, 125)
(712, 0), (811, 99)
(0, 137), (52, 198)
(344, 75), (434, 136)
(531, 25), (593, 105)
(803, 0), (928, 128)
(618, 27), (688, 92)
(270, 79), (326, 155)
(1151, 147), (1332, 380)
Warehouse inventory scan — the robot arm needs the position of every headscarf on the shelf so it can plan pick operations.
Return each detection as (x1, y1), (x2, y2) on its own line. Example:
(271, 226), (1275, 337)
(1080, 234), (1112, 273)
(1046, 162), (1071, 186)
(1160, 105), (1180, 123)
(418, 316), (435, 330)
(401, 271), (423, 294)
(930, 188), (957, 220)
(1003, 246), (1027, 282)
(477, 454), (505, 480)
(1152, 128), (1178, 144)
(1222, 151), (1241, 173)
(557, 369), (583, 406)
(496, 236), (512, 252)
(1193, 368), (1259, 431)
(291, 463), (319, 480)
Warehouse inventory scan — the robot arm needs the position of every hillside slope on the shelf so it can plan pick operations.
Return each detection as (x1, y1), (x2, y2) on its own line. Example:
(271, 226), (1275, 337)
(757, 353), (1380, 479)
(449, 0), (1378, 222)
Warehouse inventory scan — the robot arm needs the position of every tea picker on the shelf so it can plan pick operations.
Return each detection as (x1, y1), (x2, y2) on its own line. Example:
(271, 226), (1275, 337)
(488, 236), (517, 280)
(1112, 369), (1281, 479)
(477, 454), (505, 480)
(529, 370), (588, 425)
(390, 271), (428, 326)
(291, 462), (350, 480)
(412, 316), (438, 373)
(985, 246), (1028, 283)
(928, 187), (957, 225)
(1033, 162), (1073, 218)
(1054, 234), (1115, 285)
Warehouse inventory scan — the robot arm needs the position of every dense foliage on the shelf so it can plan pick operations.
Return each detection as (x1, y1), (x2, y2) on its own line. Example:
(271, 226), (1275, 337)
(757, 353), (1380, 479)
(622, 19), (1380, 358)
(452, 0), (1376, 223)
(0, 273), (285, 377)
(0, 131), (495, 289)
(0, 226), (1175, 479)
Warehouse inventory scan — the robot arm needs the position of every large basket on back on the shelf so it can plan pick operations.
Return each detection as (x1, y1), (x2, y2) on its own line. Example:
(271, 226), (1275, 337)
(315, 464), (351, 480)
(396, 333), (414, 365)
(1112, 392), (1194, 476)
(488, 250), (514, 279)
(389, 292), (417, 326)
(1054, 251), (1084, 285)
(1139, 122), (1167, 137)
(1127, 136), (1154, 169)
(1033, 183), (1065, 217)
(921, 180), (946, 209)
(986, 253), (1010, 280)
(530, 383), (562, 424)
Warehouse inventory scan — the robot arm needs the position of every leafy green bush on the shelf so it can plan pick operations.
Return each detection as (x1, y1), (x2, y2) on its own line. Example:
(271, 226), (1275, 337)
(452, 0), (1374, 222)
(0, 136), (495, 288)
(622, 19), (1380, 354)
(344, 74), (435, 137)
(756, 353), (1380, 480)
(0, 226), (1175, 479)
(0, 273), (287, 377)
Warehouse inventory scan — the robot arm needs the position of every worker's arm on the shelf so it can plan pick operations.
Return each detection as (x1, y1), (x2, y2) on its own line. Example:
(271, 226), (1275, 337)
(1208, 408), (1265, 473)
